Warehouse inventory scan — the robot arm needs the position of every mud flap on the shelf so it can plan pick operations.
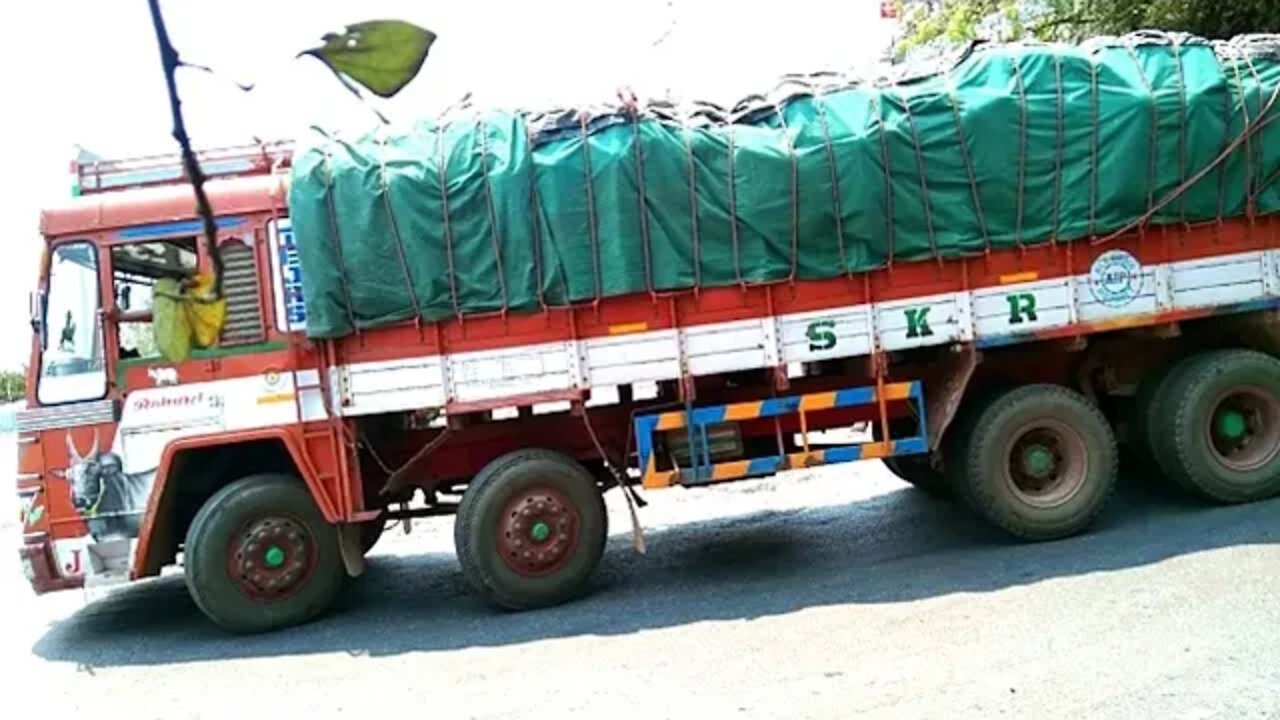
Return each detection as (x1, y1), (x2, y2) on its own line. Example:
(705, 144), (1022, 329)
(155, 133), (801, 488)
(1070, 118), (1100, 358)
(337, 523), (366, 578)
(924, 345), (980, 451)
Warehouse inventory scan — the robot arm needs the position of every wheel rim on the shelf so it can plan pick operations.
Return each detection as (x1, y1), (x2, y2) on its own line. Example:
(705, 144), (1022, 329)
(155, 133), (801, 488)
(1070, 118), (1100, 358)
(1204, 386), (1280, 472)
(1002, 419), (1089, 509)
(497, 486), (581, 577)
(226, 515), (317, 601)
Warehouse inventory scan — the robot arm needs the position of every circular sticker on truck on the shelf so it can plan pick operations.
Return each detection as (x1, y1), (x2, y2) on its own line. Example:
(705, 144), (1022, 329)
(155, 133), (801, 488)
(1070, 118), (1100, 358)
(1088, 250), (1143, 308)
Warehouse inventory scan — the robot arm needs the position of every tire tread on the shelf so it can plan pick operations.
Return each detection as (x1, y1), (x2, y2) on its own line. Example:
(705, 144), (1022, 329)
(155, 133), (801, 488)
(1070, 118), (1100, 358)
(184, 474), (343, 633)
(1155, 349), (1280, 503)
(455, 449), (607, 610)
(954, 384), (1117, 541)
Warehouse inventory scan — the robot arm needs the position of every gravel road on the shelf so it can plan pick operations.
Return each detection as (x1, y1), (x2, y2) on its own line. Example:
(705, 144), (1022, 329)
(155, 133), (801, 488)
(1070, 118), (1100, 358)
(4, 456), (1280, 719)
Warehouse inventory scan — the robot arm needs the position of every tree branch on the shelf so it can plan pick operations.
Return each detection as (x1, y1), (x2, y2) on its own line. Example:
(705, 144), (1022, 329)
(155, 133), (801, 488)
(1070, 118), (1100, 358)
(147, 0), (224, 299)
(1032, 12), (1097, 38)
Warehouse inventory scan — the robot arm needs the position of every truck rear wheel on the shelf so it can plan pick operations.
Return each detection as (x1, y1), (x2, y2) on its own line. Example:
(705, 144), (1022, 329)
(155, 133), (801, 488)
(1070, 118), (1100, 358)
(184, 474), (344, 634)
(1151, 349), (1280, 503)
(454, 449), (607, 610)
(1129, 358), (1196, 491)
(951, 385), (1117, 541)
(874, 419), (951, 498)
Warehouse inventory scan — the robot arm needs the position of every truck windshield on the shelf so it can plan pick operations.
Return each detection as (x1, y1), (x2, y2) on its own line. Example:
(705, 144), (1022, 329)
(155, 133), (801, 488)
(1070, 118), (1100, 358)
(37, 242), (106, 405)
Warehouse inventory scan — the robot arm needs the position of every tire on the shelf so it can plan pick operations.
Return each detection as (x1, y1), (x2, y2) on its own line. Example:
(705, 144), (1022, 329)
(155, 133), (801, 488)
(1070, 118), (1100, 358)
(949, 384), (1118, 541)
(1150, 349), (1280, 503)
(455, 449), (607, 610)
(873, 417), (951, 498)
(1109, 396), (1152, 479)
(184, 474), (344, 634)
(882, 456), (951, 498)
(1129, 357), (1198, 491)
(941, 384), (1009, 495)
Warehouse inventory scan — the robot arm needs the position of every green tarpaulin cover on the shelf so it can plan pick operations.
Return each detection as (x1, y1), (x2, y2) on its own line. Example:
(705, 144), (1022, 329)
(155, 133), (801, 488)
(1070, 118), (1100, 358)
(289, 33), (1280, 339)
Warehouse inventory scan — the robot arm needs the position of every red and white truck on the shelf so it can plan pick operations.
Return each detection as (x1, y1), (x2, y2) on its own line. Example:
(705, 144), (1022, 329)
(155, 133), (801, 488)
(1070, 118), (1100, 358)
(15, 34), (1280, 633)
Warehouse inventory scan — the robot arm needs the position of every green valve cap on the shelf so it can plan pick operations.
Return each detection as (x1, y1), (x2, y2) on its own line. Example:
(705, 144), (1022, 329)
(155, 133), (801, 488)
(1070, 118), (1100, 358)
(1216, 409), (1247, 440)
(263, 546), (286, 568)
(1023, 445), (1055, 478)
(530, 521), (551, 542)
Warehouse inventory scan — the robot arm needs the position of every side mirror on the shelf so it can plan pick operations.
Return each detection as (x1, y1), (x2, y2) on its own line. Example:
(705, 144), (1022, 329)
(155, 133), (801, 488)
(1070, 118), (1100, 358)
(29, 290), (47, 350)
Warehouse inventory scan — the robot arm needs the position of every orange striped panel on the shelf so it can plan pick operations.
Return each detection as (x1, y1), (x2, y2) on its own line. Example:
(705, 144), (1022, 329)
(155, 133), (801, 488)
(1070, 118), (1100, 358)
(642, 471), (677, 489)
(860, 441), (894, 459)
(642, 453), (677, 489)
(786, 450), (826, 468)
(799, 391), (838, 411)
(656, 412), (687, 431)
(723, 401), (763, 421)
(878, 383), (913, 401)
(712, 460), (752, 480)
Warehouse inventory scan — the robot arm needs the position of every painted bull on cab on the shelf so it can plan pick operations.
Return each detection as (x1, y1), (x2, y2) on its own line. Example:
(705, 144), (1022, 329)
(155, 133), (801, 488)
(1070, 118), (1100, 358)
(65, 431), (157, 541)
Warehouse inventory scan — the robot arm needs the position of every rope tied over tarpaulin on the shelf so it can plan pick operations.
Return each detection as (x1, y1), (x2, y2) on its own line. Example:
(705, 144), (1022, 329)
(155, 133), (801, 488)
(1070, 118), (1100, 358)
(291, 32), (1280, 338)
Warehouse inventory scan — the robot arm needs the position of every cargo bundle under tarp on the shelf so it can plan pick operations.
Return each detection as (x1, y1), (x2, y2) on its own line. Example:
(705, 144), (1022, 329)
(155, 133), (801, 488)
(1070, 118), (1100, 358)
(288, 32), (1280, 339)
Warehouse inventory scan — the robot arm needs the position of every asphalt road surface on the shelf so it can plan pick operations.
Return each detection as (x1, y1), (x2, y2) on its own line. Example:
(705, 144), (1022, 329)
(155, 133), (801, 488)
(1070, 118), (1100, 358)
(5, 459), (1280, 719)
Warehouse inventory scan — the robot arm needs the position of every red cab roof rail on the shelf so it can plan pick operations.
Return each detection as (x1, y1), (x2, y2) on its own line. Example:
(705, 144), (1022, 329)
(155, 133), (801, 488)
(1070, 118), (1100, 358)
(73, 140), (294, 196)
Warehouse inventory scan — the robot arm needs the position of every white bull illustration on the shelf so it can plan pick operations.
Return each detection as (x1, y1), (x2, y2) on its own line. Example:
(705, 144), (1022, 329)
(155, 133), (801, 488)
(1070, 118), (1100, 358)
(66, 430), (157, 541)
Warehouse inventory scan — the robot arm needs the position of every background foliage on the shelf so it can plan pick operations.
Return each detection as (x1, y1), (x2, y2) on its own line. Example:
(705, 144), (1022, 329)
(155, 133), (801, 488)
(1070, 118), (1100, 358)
(894, 0), (1280, 60)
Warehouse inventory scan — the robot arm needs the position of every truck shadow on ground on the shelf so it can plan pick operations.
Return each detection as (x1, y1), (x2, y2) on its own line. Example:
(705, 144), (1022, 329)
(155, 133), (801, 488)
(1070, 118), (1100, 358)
(32, 472), (1280, 668)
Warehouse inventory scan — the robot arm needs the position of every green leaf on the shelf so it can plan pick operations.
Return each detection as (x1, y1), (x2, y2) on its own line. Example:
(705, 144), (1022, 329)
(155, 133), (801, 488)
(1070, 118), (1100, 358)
(303, 20), (436, 99)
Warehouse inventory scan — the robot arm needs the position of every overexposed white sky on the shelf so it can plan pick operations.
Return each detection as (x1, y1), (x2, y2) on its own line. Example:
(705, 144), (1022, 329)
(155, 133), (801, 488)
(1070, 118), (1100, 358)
(0, 0), (896, 371)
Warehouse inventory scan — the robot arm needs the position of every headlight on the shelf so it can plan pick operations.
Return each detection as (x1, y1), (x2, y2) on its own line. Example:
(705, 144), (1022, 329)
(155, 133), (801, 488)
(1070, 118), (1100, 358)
(20, 554), (37, 582)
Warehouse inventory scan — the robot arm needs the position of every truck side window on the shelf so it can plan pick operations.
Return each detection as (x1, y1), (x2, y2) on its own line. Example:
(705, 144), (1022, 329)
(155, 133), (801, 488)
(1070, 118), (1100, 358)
(37, 242), (107, 404)
(112, 238), (199, 359)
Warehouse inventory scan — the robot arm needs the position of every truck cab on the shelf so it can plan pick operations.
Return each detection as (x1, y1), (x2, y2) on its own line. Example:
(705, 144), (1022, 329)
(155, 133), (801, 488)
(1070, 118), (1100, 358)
(17, 144), (314, 592)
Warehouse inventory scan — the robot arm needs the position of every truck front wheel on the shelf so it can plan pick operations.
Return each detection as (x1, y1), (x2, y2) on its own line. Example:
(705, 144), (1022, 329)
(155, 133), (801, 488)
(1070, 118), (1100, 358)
(184, 474), (344, 633)
(455, 450), (607, 610)
(950, 385), (1117, 541)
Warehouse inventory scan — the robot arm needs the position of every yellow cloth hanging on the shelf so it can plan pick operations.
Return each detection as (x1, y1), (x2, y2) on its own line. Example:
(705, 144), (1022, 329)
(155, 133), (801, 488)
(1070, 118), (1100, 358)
(152, 272), (227, 362)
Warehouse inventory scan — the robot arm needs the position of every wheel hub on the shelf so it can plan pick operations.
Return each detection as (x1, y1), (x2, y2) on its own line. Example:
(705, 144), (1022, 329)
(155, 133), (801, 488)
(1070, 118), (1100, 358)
(529, 520), (552, 543)
(1207, 388), (1280, 471)
(1020, 444), (1056, 480)
(1003, 421), (1087, 509)
(229, 517), (314, 600)
(263, 545), (286, 568)
(497, 487), (580, 577)
(1215, 408), (1248, 441)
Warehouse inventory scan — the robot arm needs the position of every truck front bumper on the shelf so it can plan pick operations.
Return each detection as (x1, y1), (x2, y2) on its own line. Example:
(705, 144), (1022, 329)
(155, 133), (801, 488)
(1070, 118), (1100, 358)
(18, 536), (82, 594)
